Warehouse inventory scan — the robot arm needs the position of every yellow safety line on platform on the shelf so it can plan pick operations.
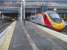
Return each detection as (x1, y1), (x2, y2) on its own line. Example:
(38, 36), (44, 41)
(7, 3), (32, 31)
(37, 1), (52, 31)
(0, 21), (16, 50)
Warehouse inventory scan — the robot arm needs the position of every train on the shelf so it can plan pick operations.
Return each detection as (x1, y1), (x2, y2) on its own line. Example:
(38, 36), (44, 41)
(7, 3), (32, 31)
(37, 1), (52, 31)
(29, 11), (65, 31)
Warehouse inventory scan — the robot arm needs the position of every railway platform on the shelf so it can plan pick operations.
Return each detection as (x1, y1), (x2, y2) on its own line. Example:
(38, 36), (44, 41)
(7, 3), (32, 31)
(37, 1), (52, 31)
(0, 20), (67, 50)
(8, 21), (32, 50)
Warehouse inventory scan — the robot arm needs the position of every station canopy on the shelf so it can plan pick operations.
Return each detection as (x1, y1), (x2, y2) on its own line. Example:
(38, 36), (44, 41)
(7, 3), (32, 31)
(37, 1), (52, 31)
(0, 0), (67, 8)
(0, 0), (21, 7)
(26, 0), (67, 8)
(0, 0), (21, 13)
(26, 0), (67, 2)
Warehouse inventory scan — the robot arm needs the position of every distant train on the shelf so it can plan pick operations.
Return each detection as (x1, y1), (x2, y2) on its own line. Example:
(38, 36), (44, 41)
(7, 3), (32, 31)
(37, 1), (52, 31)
(29, 11), (65, 31)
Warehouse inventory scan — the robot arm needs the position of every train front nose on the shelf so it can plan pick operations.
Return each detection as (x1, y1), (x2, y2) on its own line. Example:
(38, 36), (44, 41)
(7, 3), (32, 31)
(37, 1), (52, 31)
(52, 23), (65, 31)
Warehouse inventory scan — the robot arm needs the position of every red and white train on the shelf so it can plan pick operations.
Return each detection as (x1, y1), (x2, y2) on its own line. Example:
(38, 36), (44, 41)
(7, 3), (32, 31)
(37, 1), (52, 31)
(30, 11), (65, 31)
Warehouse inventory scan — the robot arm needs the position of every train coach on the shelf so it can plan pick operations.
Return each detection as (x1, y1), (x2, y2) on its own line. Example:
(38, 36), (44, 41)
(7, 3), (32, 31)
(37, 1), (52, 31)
(30, 11), (65, 31)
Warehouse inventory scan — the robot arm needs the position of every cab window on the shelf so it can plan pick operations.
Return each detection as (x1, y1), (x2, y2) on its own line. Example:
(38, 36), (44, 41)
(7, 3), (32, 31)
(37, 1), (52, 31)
(47, 12), (62, 23)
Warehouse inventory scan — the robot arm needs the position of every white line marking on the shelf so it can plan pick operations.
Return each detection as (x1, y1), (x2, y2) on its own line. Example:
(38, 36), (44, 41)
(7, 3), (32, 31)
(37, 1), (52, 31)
(21, 23), (39, 50)
(34, 23), (67, 43)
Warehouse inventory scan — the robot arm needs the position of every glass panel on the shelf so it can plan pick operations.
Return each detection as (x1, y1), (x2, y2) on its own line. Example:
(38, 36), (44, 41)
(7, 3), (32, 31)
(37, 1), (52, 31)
(47, 11), (62, 23)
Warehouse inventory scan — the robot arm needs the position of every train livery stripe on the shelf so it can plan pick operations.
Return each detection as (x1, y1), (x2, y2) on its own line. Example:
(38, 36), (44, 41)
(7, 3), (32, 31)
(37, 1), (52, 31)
(43, 14), (52, 28)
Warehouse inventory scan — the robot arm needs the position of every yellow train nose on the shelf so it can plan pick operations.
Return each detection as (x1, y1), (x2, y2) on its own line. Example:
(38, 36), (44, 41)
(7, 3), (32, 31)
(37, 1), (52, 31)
(52, 23), (65, 31)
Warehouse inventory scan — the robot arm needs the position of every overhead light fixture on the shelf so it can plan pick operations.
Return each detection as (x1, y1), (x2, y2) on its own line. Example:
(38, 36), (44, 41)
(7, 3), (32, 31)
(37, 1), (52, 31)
(54, 8), (57, 11)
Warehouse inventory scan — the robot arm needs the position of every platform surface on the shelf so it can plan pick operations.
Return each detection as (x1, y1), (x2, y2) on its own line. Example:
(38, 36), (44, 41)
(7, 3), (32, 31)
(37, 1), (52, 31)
(9, 20), (67, 50)
(9, 21), (32, 50)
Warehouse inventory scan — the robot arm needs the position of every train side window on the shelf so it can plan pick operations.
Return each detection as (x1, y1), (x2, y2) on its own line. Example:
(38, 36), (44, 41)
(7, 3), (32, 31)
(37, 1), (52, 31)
(32, 17), (35, 20)
(31, 16), (35, 20)
(36, 16), (40, 19)
(32, 16), (38, 20)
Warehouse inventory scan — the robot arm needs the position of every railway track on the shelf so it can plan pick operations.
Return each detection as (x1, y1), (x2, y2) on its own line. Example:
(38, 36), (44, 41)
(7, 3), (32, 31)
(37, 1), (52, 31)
(61, 25), (67, 34)
(0, 20), (14, 33)
(60, 21), (67, 34)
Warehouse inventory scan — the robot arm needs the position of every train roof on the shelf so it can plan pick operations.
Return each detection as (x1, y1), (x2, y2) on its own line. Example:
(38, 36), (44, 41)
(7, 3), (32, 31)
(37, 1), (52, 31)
(45, 11), (57, 14)
(30, 13), (43, 17)
(36, 13), (43, 16)
(42, 11), (56, 13)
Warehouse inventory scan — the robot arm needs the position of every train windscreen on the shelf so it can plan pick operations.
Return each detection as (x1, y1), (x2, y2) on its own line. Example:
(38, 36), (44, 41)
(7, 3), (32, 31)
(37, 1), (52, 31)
(47, 11), (62, 23)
